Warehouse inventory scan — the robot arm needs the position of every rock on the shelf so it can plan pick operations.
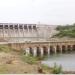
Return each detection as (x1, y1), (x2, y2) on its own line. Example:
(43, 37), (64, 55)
(6, 60), (13, 64)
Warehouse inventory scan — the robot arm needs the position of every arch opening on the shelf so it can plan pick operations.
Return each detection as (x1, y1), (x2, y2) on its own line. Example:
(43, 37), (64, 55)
(50, 46), (54, 55)
(19, 25), (23, 29)
(29, 47), (33, 55)
(72, 45), (75, 51)
(67, 45), (72, 53)
(62, 45), (66, 53)
(10, 25), (13, 29)
(24, 25), (27, 29)
(56, 45), (60, 53)
(43, 46), (48, 55)
(0, 25), (3, 29)
(14, 25), (18, 29)
(37, 47), (41, 56)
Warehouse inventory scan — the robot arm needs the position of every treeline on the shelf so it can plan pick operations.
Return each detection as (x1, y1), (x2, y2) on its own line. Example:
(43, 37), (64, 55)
(54, 23), (75, 38)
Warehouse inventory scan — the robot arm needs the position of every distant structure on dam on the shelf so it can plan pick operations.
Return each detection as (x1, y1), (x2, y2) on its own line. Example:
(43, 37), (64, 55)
(0, 23), (57, 42)
(0, 23), (75, 56)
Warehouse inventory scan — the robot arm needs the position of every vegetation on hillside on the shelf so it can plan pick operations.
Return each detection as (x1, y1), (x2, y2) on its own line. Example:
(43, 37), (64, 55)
(53, 23), (75, 38)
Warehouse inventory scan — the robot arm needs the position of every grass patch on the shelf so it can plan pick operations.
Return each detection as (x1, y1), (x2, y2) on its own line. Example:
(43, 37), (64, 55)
(52, 63), (62, 74)
(41, 64), (51, 70)
(0, 45), (11, 53)
(41, 64), (53, 74)
(21, 54), (39, 64)
(41, 63), (63, 74)
(20, 54), (47, 64)
(0, 65), (8, 74)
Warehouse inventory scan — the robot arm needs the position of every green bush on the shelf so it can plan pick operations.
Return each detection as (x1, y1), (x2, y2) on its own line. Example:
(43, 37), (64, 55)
(21, 54), (38, 64)
(20, 53), (47, 64)
(54, 24), (75, 38)
(52, 63), (62, 74)
(41, 64), (51, 70)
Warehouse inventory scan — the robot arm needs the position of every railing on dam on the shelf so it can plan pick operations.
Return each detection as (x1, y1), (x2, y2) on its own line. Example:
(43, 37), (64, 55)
(0, 38), (75, 44)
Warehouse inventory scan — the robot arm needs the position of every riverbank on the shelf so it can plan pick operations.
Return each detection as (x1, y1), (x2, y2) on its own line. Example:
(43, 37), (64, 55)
(0, 45), (52, 74)
(0, 51), (75, 74)
(0, 49), (61, 74)
(0, 45), (75, 74)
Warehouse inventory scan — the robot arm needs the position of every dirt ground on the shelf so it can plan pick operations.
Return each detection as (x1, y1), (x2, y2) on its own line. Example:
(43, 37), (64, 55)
(0, 51), (39, 74)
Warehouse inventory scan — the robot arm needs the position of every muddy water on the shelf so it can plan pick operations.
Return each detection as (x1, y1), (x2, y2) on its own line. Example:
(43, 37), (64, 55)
(41, 52), (75, 71)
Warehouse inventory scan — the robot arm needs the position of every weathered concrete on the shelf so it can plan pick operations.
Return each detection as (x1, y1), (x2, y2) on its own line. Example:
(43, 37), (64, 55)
(0, 40), (75, 56)
(0, 23), (75, 56)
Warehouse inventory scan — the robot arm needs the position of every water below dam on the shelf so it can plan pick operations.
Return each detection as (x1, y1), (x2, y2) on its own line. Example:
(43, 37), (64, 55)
(41, 51), (75, 71)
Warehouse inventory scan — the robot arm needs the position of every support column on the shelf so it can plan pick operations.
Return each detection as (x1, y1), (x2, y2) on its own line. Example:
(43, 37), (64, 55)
(33, 47), (37, 57)
(13, 24), (16, 38)
(17, 24), (19, 43)
(27, 24), (29, 32)
(53, 46), (57, 54)
(3, 24), (4, 38)
(22, 24), (24, 37)
(47, 47), (50, 56)
(17, 24), (20, 37)
(25, 47), (30, 56)
(31, 25), (33, 33)
(40, 47), (44, 57)
(8, 24), (10, 38)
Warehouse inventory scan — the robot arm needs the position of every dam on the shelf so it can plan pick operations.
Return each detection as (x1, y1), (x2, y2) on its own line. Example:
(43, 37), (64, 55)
(0, 23), (75, 57)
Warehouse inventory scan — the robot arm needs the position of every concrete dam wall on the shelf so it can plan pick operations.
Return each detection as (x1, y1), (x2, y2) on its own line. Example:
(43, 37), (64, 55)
(0, 23), (57, 42)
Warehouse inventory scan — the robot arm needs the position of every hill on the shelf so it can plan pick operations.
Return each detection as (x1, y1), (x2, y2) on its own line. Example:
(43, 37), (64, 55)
(53, 23), (75, 38)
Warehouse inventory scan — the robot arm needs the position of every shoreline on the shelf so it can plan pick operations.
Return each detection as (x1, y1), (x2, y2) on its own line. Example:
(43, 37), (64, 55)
(0, 46), (75, 74)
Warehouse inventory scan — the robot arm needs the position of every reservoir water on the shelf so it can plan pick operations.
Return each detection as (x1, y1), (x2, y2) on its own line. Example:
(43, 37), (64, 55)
(41, 51), (75, 71)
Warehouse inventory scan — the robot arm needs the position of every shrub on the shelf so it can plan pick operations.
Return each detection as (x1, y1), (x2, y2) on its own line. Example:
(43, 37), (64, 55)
(52, 63), (62, 74)
(53, 24), (75, 37)
(21, 54), (38, 64)
(41, 64), (50, 70)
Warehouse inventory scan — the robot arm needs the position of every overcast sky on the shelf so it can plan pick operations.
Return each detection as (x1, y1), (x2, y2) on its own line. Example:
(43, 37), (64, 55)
(0, 0), (75, 25)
